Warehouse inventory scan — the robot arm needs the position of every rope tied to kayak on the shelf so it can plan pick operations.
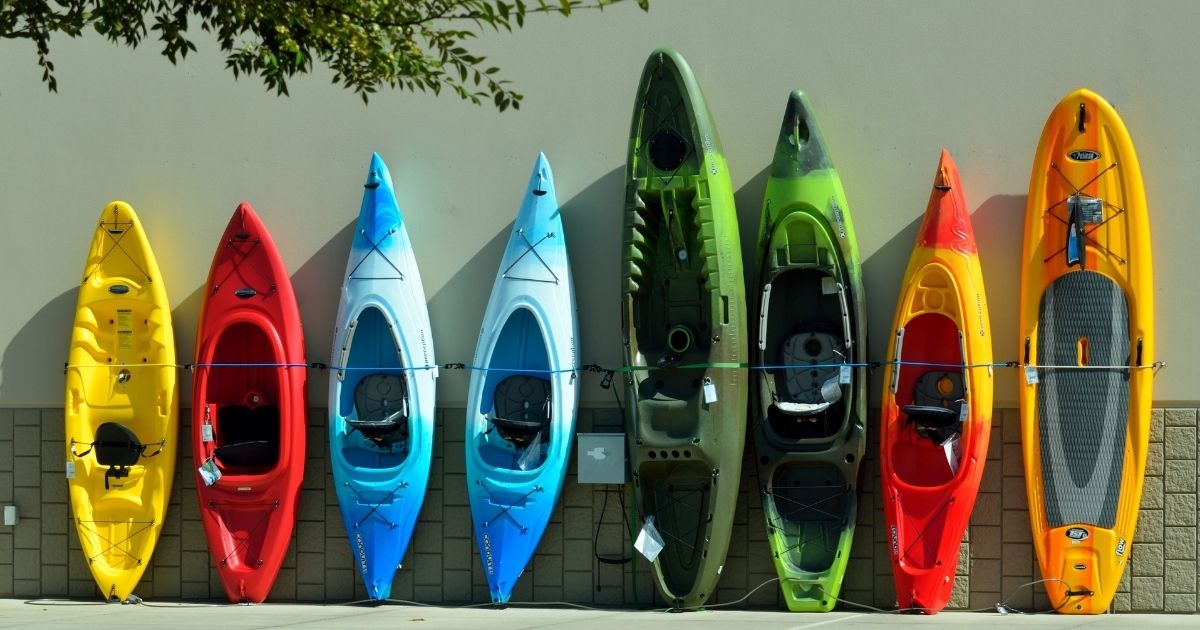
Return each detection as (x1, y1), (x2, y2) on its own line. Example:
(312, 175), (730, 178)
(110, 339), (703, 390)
(82, 209), (152, 284)
(344, 480), (407, 529)
(501, 228), (559, 284)
(76, 516), (156, 567)
(348, 226), (405, 282)
(475, 480), (543, 533)
(207, 499), (278, 569)
(762, 485), (850, 559)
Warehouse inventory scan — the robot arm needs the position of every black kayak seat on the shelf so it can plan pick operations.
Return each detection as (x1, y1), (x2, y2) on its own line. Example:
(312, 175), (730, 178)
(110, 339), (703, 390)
(214, 404), (280, 467)
(347, 374), (409, 447)
(902, 404), (960, 445)
(90, 422), (158, 489)
(490, 375), (551, 445)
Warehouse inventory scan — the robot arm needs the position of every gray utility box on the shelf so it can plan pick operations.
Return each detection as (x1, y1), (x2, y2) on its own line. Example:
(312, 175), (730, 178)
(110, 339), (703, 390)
(576, 433), (626, 484)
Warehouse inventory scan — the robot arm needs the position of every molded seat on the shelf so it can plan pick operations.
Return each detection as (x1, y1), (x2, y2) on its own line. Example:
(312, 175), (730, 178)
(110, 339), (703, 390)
(491, 375), (551, 445)
(348, 374), (409, 447)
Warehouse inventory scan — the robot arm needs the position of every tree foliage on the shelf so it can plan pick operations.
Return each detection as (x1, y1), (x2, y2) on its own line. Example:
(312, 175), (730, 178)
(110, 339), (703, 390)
(0, 0), (649, 108)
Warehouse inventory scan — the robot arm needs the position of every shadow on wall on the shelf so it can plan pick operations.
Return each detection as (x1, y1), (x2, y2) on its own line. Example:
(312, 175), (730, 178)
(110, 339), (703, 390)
(291, 219), (356, 405)
(426, 218), (514, 407)
(862, 212), (925, 407)
(561, 166), (625, 405)
(1, 287), (76, 404)
(733, 165), (771, 292)
(971, 194), (1026, 405)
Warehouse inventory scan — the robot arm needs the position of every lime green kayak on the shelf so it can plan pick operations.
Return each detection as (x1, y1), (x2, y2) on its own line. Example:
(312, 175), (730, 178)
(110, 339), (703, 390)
(753, 91), (867, 612)
(621, 48), (748, 610)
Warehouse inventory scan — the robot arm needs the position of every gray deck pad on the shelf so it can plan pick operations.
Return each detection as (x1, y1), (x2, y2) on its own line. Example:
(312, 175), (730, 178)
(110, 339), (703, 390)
(1036, 270), (1129, 528)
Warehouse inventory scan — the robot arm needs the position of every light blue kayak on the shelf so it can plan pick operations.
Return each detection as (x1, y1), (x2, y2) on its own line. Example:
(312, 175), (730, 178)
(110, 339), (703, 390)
(466, 153), (579, 605)
(329, 153), (437, 601)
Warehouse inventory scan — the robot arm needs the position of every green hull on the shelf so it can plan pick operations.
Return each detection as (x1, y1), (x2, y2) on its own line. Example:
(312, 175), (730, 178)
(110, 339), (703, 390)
(621, 48), (747, 610)
(753, 92), (867, 612)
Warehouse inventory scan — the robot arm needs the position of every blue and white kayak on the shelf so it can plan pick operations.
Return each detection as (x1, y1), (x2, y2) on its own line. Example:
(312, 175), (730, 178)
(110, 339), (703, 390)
(466, 153), (579, 605)
(329, 153), (436, 601)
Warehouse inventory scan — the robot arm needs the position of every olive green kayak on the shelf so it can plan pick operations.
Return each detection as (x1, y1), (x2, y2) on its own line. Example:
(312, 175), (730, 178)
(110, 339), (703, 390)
(621, 48), (748, 610)
(753, 91), (867, 612)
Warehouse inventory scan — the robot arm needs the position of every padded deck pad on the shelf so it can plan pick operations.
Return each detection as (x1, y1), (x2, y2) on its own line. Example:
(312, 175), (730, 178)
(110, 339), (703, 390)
(1036, 270), (1129, 528)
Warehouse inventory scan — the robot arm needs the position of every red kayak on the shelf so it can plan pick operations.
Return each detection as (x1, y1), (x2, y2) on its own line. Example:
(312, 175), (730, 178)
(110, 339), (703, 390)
(192, 203), (307, 603)
(879, 151), (994, 612)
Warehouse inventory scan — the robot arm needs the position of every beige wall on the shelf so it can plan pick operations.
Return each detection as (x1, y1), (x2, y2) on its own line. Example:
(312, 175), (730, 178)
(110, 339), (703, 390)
(0, 0), (1197, 409)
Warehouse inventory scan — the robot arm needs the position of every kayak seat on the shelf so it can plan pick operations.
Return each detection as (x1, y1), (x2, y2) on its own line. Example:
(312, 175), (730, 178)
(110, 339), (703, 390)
(490, 375), (551, 446)
(89, 421), (161, 489)
(775, 330), (845, 417)
(348, 373), (409, 448)
(214, 404), (280, 468)
(902, 371), (965, 445)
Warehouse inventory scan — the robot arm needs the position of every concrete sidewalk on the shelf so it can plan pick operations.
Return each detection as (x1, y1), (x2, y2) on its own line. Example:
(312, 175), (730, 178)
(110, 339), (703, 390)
(1, 600), (1198, 629)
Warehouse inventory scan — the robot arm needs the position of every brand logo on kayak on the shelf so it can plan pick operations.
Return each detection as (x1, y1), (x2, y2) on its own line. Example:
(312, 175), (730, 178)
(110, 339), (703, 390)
(890, 525), (899, 557)
(703, 133), (717, 175)
(830, 199), (847, 239)
(1068, 150), (1100, 162)
(355, 531), (369, 575)
(483, 532), (495, 576)
(976, 293), (986, 336)
(1073, 563), (1088, 571)
(1066, 527), (1089, 541)
(1116, 538), (1127, 557)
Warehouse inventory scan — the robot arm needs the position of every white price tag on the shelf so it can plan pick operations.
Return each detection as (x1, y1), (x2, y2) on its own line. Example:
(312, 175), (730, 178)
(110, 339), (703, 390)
(839, 365), (852, 384)
(201, 423), (214, 443)
(959, 401), (969, 422)
(65, 461), (75, 479)
(821, 277), (838, 295)
(702, 378), (718, 404)
(1025, 365), (1039, 385)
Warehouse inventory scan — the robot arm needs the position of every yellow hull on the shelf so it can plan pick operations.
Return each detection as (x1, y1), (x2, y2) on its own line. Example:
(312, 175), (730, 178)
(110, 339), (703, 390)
(1019, 90), (1154, 614)
(65, 202), (177, 601)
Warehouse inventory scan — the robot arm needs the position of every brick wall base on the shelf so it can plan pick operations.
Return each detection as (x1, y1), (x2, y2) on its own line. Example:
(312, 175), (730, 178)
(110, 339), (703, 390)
(0, 407), (1196, 611)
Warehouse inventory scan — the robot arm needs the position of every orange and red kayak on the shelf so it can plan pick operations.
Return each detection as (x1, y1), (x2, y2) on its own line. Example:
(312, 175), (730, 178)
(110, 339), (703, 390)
(880, 150), (993, 613)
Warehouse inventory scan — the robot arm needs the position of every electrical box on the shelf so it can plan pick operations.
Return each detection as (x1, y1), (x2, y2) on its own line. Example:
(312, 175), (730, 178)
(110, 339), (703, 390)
(577, 433), (626, 484)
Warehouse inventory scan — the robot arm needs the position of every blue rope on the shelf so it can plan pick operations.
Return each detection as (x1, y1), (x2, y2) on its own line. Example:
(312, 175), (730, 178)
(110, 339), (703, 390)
(888, 360), (1016, 369)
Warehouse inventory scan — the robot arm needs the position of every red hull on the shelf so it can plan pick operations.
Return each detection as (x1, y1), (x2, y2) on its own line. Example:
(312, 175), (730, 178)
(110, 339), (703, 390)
(880, 152), (993, 613)
(192, 203), (306, 603)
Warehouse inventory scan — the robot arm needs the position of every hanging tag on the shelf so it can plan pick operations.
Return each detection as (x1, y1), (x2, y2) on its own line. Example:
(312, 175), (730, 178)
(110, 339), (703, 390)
(942, 433), (962, 475)
(517, 432), (544, 471)
(634, 516), (666, 562)
(201, 423), (214, 443)
(959, 401), (969, 422)
(839, 364), (852, 384)
(821, 277), (838, 295)
(65, 461), (76, 479)
(1024, 365), (1039, 385)
(198, 458), (222, 486)
(820, 376), (842, 403)
(702, 378), (718, 404)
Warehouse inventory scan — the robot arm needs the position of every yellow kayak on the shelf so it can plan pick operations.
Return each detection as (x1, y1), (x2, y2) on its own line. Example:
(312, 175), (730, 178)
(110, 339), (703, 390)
(65, 202), (178, 601)
(1019, 89), (1155, 614)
